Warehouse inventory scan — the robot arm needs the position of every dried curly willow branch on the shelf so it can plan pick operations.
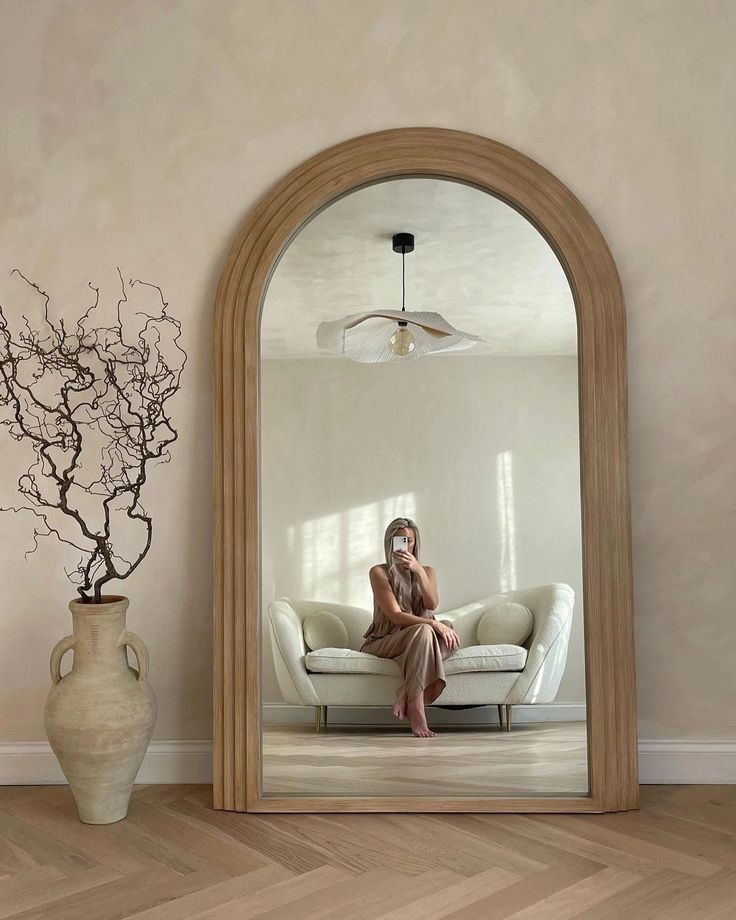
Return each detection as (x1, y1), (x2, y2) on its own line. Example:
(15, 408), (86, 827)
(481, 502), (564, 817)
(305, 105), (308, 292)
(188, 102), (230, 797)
(0, 269), (186, 603)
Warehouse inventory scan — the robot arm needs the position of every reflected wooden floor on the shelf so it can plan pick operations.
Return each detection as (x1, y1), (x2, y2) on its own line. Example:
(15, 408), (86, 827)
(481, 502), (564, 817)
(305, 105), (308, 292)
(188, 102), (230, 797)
(262, 721), (588, 796)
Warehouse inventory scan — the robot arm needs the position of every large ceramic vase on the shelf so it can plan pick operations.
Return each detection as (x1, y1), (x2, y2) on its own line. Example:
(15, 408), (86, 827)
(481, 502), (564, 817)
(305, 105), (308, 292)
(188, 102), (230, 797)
(44, 595), (157, 824)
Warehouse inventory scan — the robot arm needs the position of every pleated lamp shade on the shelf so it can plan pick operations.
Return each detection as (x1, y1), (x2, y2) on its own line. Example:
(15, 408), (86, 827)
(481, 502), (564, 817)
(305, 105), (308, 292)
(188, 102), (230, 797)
(316, 309), (485, 364)
(316, 232), (485, 363)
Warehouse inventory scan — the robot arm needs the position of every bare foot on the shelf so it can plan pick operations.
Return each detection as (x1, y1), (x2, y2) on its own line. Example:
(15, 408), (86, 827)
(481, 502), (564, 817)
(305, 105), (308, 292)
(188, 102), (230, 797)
(411, 725), (437, 738)
(407, 696), (438, 738)
(393, 688), (407, 720)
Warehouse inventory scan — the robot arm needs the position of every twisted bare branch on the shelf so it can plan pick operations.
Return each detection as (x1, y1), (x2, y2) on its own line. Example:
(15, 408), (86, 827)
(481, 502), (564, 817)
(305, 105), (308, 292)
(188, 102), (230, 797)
(0, 270), (186, 602)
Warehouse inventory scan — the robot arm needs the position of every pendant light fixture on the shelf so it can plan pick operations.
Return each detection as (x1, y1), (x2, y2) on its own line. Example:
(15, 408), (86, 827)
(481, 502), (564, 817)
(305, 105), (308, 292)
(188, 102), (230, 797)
(316, 232), (485, 363)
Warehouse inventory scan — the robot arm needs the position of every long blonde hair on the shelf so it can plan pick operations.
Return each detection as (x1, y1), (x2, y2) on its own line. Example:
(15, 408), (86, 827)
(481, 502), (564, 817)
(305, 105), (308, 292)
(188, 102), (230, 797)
(383, 517), (429, 618)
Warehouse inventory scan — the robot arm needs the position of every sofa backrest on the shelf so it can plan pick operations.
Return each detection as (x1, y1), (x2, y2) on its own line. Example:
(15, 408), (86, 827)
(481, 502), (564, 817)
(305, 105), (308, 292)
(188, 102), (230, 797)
(269, 583), (574, 654)
(440, 583), (574, 651)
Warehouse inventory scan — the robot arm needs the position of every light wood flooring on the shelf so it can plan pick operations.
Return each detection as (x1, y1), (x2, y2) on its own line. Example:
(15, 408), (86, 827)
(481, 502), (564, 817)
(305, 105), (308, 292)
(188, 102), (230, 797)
(263, 721), (589, 796)
(1, 784), (736, 917)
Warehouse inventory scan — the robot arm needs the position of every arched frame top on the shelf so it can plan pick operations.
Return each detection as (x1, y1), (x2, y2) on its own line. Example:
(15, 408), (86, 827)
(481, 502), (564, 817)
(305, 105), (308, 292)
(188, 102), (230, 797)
(213, 127), (638, 813)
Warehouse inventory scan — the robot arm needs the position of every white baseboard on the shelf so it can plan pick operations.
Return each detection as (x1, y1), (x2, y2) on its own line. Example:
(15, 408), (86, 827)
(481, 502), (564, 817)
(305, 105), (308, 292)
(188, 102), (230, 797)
(0, 740), (212, 785)
(262, 701), (587, 725)
(2, 732), (735, 786)
(637, 739), (736, 784)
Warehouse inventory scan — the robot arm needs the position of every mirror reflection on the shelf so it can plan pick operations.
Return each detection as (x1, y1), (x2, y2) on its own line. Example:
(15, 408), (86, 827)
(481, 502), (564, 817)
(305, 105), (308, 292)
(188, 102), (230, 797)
(260, 177), (586, 797)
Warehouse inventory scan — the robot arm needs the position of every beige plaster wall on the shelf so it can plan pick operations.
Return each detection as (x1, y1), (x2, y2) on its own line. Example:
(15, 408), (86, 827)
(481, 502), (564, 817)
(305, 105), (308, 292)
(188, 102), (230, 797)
(0, 0), (733, 742)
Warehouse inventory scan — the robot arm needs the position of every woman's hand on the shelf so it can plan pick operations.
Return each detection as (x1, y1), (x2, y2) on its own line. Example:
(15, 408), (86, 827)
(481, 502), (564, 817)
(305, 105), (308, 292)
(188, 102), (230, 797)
(432, 620), (460, 651)
(394, 549), (421, 575)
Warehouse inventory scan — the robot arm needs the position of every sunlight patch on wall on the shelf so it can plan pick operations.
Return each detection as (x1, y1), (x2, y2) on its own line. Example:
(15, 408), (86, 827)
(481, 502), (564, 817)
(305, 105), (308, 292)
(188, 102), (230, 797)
(285, 492), (416, 606)
(496, 450), (517, 592)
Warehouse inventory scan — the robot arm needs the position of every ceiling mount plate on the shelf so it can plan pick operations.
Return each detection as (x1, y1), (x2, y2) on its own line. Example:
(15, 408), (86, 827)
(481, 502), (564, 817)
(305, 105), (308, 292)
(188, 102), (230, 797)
(392, 232), (414, 254)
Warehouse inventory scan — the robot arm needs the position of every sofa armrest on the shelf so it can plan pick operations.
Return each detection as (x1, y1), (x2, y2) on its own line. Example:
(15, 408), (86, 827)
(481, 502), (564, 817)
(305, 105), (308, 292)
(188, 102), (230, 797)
(504, 583), (575, 704)
(267, 600), (320, 706)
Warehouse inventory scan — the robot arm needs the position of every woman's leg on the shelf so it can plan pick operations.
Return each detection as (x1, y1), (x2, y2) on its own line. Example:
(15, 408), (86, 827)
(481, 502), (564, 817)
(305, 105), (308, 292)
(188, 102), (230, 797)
(423, 678), (444, 704)
(423, 642), (453, 704)
(404, 628), (452, 736)
(364, 624), (447, 737)
(393, 686), (408, 720)
(405, 691), (435, 737)
(362, 635), (410, 720)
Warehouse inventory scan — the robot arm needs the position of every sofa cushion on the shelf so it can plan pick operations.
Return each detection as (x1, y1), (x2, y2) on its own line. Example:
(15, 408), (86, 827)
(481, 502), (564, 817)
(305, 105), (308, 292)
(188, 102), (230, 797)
(304, 644), (527, 676)
(305, 648), (399, 676)
(477, 602), (534, 646)
(444, 644), (527, 674)
(302, 611), (349, 652)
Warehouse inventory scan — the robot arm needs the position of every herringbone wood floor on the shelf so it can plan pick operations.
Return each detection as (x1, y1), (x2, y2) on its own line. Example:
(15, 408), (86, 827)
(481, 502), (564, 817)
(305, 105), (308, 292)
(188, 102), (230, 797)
(1, 784), (735, 918)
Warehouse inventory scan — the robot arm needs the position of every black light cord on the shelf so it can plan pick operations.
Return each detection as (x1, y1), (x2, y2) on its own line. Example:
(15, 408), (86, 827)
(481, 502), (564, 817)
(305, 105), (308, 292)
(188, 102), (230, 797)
(401, 247), (406, 312)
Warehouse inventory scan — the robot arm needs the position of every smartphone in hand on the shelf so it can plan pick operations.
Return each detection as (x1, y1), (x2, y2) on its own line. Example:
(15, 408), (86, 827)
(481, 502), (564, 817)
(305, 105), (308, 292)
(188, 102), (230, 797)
(392, 535), (409, 553)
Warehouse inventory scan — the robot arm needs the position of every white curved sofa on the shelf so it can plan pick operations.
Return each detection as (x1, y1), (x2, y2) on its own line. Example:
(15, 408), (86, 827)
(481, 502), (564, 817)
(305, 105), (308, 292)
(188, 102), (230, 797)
(267, 583), (574, 732)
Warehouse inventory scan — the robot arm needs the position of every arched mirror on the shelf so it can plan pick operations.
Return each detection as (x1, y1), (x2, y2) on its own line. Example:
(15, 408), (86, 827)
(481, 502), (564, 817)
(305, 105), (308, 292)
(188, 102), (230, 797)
(213, 128), (638, 812)
(261, 176), (584, 797)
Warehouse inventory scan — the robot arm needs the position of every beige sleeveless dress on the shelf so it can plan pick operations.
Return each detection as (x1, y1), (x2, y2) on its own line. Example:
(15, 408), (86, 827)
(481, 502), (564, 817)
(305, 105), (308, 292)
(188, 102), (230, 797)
(360, 574), (449, 703)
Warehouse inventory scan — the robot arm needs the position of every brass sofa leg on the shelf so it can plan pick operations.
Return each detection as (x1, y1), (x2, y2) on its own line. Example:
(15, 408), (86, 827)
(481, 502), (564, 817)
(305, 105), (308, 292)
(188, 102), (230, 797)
(322, 705), (327, 731)
(505, 704), (512, 732)
(314, 706), (321, 733)
(497, 704), (503, 730)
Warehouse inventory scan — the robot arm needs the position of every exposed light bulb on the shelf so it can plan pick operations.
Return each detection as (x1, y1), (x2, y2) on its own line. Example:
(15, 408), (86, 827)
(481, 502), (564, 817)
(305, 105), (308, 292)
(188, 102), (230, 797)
(389, 324), (415, 357)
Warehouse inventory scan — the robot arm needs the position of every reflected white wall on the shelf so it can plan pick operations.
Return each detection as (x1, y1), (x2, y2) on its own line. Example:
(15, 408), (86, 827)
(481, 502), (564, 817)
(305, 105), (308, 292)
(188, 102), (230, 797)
(261, 354), (583, 705)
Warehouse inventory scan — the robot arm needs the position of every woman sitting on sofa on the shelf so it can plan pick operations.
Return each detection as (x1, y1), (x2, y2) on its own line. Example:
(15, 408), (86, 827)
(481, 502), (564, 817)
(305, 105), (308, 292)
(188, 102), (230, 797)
(361, 517), (460, 738)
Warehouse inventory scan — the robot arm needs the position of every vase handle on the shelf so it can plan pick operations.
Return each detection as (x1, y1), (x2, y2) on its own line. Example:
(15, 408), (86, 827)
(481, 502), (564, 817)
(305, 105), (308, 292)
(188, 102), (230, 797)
(50, 635), (76, 685)
(120, 630), (149, 683)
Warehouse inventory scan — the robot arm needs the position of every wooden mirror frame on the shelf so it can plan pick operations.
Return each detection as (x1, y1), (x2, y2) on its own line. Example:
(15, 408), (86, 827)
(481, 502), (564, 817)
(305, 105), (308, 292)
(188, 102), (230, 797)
(213, 127), (639, 813)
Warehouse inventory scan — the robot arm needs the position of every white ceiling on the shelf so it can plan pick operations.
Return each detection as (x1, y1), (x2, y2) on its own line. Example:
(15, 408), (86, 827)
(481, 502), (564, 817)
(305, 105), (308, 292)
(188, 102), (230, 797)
(261, 177), (577, 358)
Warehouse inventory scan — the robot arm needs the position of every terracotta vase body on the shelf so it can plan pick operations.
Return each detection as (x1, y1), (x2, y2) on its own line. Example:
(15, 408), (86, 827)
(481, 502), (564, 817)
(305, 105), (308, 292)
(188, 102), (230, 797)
(44, 596), (157, 824)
